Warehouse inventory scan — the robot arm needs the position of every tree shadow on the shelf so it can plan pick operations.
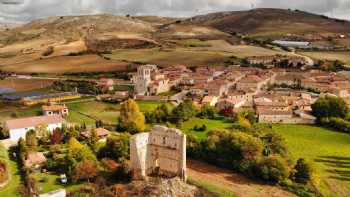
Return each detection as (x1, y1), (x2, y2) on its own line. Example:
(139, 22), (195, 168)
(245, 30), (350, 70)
(315, 156), (350, 182)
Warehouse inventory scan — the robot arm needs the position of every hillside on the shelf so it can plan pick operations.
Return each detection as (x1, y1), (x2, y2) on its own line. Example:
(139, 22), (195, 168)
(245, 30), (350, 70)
(187, 8), (350, 38)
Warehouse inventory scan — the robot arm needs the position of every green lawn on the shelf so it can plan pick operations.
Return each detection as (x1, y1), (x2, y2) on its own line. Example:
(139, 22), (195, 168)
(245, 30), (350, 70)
(66, 100), (165, 126)
(188, 178), (236, 197)
(0, 145), (21, 197)
(181, 117), (232, 139)
(273, 124), (350, 196)
(32, 172), (82, 194)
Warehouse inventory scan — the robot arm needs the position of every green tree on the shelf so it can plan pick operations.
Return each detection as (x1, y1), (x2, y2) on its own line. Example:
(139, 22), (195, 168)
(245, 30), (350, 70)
(256, 155), (290, 183)
(293, 158), (314, 184)
(198, 104), (217, 119)
(312, 96), (349, 120)
(25, 130), (38, 147)
(172, 101), (197, 122)
(99, 133), (131, 162)
(118, 99), (145, 134)
(67, 137), (97, 173)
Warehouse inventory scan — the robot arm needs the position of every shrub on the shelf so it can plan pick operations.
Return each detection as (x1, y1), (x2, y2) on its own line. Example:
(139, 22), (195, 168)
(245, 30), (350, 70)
(255, 155), (290, 183)
(293, 158), (314, 184)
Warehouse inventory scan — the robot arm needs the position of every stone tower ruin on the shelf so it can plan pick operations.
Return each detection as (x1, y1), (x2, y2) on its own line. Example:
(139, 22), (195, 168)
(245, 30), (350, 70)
(130, 125), (187, 181)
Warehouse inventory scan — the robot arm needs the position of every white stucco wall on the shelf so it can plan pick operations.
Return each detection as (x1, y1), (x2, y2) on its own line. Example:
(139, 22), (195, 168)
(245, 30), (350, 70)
(8, 123), (63, 141)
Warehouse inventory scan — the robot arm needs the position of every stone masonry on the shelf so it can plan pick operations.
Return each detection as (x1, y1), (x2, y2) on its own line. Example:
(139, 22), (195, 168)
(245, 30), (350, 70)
(130, 125), (187, 181)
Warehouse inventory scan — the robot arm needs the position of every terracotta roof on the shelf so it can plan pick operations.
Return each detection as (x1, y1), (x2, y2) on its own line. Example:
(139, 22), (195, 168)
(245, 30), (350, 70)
(42, 105), (67, 111)
(257, 109), (293, 116)
(81, 128), (110, 138)
(24, 152), (47, 168)
(5, 115), (64, 130)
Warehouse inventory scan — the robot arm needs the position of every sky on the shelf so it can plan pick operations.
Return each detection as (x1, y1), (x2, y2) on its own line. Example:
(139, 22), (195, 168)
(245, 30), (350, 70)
(0, 0), (350, 24)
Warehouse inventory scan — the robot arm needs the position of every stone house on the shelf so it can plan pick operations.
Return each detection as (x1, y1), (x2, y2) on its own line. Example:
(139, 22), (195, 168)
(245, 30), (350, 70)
(24, 152), (47, 169)
(42, 104), (69, 117)
(130, 126), (186, 181)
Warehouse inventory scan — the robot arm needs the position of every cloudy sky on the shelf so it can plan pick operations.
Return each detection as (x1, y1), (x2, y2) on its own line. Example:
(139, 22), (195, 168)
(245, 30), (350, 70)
(0, 0), (350, 23)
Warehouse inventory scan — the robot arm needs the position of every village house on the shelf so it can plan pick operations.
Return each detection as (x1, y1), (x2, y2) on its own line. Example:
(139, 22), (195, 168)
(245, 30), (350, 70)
(216, 98), (246, 111)
(133, 65), (172, 96)
(201, 96), (219, 106)
(42, 104), (69, 117)
(97, 78), (115, 91)
(4, 115), (64, 141)
(80, 128), (110, 140)
(24, 152), (47, 169)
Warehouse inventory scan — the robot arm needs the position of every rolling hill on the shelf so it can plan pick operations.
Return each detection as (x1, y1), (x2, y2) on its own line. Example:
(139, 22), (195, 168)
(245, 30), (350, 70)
(1, 8), (350, 73)
(187, 8), (350, 38)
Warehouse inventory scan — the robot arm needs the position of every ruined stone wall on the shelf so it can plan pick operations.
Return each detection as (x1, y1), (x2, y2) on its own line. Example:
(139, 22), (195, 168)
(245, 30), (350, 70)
(130, 126), (187, 181)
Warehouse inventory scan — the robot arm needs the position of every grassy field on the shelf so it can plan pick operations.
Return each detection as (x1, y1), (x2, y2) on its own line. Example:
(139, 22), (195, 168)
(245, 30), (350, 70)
(105, 48), (232, 67)
(181, 117), (232, 140)
(273, 124), (350, 196)
(66, 100), (165, 126)
(188, 178), (236, 197)
(32, 172), (82, 194)
(0, 145), (21, 197)
(299, 51), (350, 65)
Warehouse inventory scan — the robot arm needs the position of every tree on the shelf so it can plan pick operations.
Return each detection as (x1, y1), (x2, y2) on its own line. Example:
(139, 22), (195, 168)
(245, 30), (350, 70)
(256, 155), (290, 183)
(171, 101), (197, 123)
(118, 99), (145, 134)
(0, 127), (9, 140)
(198, 104), (217, 119)
(67, 137), (97, 172)
(17, 176), (39, 197)
(293, 158), (314, 184)
(51, 128), (63, 144)
(72, 160), (98, 183)
(99, 133), (131, 162)
(312, 96), (349, 120)
(25, 130), (38, 147)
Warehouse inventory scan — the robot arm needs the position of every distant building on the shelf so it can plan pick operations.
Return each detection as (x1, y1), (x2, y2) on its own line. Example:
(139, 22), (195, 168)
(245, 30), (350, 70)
(97, 78), (115, 91)
(133, 65), (171, 95)
(21, 92), (81, 106)
(4, 116), (64, 141)
(272, 40), (311, 48)
(80, 128), (110, 140)
(42, 104), (69, 117)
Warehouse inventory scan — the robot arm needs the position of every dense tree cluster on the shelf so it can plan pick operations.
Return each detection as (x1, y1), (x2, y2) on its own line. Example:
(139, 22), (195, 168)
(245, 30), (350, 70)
(312, 96), (350, 133)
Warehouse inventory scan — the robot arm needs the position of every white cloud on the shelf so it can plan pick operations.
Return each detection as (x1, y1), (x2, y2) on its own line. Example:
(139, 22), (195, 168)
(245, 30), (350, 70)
(0, 0), (349, 23)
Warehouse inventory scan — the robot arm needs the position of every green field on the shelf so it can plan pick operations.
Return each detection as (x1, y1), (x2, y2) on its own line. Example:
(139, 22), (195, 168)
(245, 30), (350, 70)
(181, 117), (232, 139)
(273, 124), (350, 196)
(66, 100), (165, 126)
(188, 178), (236, 197)
(32, 172), (82, 194)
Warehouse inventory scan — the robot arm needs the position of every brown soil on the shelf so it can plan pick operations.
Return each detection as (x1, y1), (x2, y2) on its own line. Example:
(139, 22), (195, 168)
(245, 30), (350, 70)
(0, 54), (129, 74)
(187, 160), (296, 197)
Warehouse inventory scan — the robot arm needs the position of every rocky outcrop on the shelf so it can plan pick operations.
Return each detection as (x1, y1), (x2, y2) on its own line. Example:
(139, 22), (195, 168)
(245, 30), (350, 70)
(112, 178), (209, 197)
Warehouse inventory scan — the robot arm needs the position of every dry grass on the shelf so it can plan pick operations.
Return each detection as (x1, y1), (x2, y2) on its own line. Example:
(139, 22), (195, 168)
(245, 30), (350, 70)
(0, 54), (128, 74)
(203, 40), (287, 58)
(105, 48), (233, 66)
(299, 51), (350, 65)
(0, 78), (54, 92)
(188, 160), (296, 197)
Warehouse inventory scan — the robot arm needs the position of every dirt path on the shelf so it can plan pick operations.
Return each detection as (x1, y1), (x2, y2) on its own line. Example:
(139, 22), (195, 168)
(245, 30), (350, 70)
(187, 160), (296, 197)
